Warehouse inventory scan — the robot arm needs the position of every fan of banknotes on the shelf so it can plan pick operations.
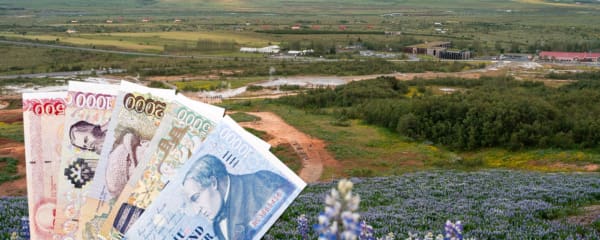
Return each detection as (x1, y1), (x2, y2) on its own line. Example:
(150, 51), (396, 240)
(22, 81), (306, 240)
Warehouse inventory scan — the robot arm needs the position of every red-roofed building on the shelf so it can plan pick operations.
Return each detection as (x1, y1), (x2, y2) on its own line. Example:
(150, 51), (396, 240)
(539, 51), (600, 62)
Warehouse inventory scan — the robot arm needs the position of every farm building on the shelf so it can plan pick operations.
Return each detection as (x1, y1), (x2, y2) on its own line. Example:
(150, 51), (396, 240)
(404, 41), (451, 55)
(439, 50), (471, 60)
(498, 53), (532, 61)
(538, 51), (600, 62)
(240, 45), (280, 54)
(404, 41), (471, 59)
(287, 49), (314, 56)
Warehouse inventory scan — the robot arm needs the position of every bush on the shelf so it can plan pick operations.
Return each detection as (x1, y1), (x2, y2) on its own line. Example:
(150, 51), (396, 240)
(247, 85), (264, 91)
(0, 157), (22, 184)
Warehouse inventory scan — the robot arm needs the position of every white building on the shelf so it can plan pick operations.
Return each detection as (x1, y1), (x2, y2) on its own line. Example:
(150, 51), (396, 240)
(287, 49), (314, 56)
(240, 45), (280, 54)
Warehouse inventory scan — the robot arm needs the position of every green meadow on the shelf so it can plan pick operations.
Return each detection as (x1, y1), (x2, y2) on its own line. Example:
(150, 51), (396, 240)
(221, 98), (600, 180)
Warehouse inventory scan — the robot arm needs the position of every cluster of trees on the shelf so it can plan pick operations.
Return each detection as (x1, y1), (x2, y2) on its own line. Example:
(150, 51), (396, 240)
(546, 71), (600, 81)
(526, 39), (600, 53)
(279, 76), (600, 150)
(0, 157), (21, 184)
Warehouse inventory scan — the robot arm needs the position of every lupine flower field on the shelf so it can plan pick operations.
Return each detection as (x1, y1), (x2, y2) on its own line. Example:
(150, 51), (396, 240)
(2, 170), (599, 239)
(264, 170), (600, 239)
(0, 197), (28, 239)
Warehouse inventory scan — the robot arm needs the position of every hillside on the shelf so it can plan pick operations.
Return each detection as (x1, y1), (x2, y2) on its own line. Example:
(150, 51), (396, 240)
(1, 0), (597, 13)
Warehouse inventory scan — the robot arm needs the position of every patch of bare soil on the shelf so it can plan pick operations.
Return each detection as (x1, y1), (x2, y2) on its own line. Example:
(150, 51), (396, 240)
(584, 164), (599, 171)
(567, 205), (600, 226)
(237, 111), (339, 183)
(0, 138), (27, 196)
(0, 108), (23, 123)
(543, 162), (600, 172)
(0, 101), (9, 110)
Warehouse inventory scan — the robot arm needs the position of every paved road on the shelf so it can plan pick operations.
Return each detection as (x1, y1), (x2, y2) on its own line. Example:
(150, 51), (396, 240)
(0, 69), (126, 79)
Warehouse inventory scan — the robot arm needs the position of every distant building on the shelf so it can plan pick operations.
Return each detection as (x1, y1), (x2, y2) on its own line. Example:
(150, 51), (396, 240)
(404, 41), (471, 59)
(106, 20), (113, 23)
(439, 87), (457, 94)
(70, 20), (78, 23)
(240, 45), (280, 54)
(66, 29), (77, 34)
(499, 53), (532, 61)
(360, 51), (397, 58)
(174, 19), (182, 23)
(539, 51), (600, 62)
(287, 49), (314, 56)
(405, 41), (451, 55)
(291, 26), (301, 30)
(384, 31), (402, 36)
(439, 50), (471, 60)
(142, 18), (150, 23)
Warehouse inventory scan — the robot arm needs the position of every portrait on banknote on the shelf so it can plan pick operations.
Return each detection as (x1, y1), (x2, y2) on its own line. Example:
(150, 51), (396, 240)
(124, 116), (305, 240)
(180, 154), (295, 240)
(69, 120), (108, 154)
(106, 128), (150, 197)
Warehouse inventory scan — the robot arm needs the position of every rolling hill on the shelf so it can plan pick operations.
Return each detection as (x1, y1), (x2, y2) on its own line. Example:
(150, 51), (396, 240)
(1, 0), (597, 14)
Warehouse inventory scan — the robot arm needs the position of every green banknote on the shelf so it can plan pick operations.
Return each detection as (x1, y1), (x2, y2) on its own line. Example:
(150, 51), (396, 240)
(80, 81), (175, 240)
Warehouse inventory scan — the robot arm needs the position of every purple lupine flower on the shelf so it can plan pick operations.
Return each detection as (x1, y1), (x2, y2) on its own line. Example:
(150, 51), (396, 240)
(444, 220), (463, 240)
(20, 216), (30, 239)
(314, 179), (362, 240)
(358, 221), (375, 240)
(297, 214), (309, 240)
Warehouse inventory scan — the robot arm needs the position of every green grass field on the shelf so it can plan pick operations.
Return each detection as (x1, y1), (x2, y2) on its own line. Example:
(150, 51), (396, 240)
(0, 157), (22, 184)
(222, 99), (600, 179)
(0, 122), (24, 143)
(2, 0), (599, 56)
(174, 77), (264, 91)
(104, 32), (271, 46)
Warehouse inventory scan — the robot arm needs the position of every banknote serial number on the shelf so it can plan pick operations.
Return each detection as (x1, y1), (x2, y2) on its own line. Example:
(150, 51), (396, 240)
(176, 108), (212, 133)
(123, 93), (166, 118)
(72, 92), (114, 110)
(24, 99), (66, 115)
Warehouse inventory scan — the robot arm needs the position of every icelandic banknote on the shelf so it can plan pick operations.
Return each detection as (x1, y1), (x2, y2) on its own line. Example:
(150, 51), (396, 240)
(54, 81), (119, 239)
(124, 116), (306, 240)
(79, 81), (175, 239)
(99, 93), (224, 239)
(22, 91), (67, 240)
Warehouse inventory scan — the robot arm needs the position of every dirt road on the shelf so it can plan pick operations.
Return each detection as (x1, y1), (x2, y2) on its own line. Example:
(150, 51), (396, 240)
(238, 111), (339, 183)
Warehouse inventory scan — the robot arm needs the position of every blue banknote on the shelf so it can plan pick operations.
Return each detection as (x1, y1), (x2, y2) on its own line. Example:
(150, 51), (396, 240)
(124, 116), (306, 240)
